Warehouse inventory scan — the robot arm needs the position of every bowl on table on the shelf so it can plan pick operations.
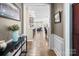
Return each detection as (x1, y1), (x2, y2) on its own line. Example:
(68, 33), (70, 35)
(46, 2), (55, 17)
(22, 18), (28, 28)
(0, 40), (7, 51)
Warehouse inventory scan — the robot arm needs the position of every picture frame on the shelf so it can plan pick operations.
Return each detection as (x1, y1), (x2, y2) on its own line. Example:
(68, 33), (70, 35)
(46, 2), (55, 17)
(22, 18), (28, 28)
(29, 17), (34, 27)
(0, 3), (21, 21)
(54, 11), (61, 23)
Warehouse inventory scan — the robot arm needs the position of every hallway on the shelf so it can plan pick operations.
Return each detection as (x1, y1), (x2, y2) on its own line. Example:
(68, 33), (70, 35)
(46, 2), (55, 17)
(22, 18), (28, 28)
(0, 3), (73, 56)
(26, 30), (56, 56)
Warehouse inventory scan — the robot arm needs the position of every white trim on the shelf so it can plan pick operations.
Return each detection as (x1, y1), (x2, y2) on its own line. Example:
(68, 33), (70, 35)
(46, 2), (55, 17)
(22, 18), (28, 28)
(48, 34), (64, 56)
(54, 34), (64, 44)
(53, 34), (64, 56)
(54, 48), (61, 56)
(64, 4), (71, 56)
(48, 34), (54, 50)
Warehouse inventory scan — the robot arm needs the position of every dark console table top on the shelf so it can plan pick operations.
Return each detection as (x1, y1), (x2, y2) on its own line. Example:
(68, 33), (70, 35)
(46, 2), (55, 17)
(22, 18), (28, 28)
(0, 37), (25, 56)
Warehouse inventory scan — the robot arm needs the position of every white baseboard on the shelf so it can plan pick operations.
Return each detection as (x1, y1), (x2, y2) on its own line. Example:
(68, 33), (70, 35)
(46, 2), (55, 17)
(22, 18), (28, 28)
(54, 48), (61, 56)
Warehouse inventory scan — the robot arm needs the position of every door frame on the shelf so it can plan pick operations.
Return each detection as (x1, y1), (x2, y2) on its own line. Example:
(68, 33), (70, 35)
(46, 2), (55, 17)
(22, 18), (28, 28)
(64, 3), (72, 56)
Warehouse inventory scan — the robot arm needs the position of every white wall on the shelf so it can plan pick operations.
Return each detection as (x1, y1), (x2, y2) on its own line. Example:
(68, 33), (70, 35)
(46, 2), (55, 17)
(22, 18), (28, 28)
(23, 4), (33, 41)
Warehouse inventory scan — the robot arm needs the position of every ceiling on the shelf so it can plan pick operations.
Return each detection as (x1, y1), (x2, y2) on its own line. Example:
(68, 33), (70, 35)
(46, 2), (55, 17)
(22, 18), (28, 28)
(25, 3), (50, 20)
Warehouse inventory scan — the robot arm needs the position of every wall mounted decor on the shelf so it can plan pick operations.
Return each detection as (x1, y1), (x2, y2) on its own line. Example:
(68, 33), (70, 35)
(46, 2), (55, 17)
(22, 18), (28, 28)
(0, 3), (20, 21)
(54, 11), (61, 23)
(29, 17), (34, 27)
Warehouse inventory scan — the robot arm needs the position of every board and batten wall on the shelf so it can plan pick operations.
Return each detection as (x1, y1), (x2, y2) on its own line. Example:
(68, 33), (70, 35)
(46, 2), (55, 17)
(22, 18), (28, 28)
(49, 3), (65, 56)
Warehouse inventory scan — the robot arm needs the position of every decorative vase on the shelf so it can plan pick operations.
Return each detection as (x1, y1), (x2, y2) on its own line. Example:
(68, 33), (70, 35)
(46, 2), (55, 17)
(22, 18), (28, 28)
(12, 31), (19, 42)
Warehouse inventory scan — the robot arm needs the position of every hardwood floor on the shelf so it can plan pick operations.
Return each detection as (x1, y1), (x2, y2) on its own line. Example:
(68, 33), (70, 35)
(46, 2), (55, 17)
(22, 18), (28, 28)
(27, 41), (56, 56)
(26, 31), (56, 56)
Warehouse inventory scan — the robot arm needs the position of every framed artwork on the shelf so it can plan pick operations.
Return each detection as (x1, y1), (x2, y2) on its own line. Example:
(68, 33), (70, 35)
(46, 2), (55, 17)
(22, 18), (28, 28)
(29, 17), (34, 27)
(0, 3), (20, 21)
(54, 11), (61, 23)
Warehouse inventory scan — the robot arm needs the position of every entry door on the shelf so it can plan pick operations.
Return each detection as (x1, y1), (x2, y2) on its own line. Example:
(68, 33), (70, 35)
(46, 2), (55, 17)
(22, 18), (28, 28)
(72, 3), (79, 56)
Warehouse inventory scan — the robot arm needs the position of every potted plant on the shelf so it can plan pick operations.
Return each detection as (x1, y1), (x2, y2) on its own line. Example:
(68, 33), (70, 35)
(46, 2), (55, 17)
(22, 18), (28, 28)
(8, 24), (19, 42)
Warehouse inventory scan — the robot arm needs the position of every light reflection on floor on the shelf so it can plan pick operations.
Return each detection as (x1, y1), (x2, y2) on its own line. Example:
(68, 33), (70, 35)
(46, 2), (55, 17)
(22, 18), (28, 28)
(27, 31), (48, 56)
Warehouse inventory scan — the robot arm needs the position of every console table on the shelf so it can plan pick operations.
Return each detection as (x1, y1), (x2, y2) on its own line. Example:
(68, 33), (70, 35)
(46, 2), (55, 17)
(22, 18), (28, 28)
(0, 36), (27, 56)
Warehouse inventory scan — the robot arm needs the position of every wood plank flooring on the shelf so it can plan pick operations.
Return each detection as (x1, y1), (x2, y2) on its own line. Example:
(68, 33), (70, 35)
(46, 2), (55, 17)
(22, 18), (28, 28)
(26, 31), (56, 56)
(27, 41), (56, 56)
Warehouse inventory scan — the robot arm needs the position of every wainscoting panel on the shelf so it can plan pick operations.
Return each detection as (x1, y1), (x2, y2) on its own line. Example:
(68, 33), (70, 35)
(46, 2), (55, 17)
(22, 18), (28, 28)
(48, 34), (54, 50)
(49, 34), (65, 56)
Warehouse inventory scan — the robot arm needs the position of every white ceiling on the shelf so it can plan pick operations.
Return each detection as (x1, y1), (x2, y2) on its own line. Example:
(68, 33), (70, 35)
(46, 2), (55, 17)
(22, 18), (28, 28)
(25, 3), (50, 20)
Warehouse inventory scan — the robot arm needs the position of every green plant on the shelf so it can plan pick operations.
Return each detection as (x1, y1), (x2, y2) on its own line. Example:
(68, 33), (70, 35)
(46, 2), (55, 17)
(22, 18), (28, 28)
(8, 24), (19, 31)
